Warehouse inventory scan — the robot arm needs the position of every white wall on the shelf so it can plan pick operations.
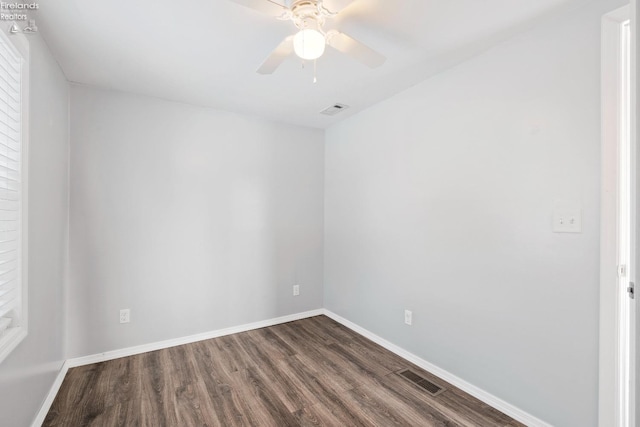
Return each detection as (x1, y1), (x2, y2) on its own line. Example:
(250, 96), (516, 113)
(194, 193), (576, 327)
(324, 0), (625, 425)
(68, 86), (324, 357)
(0, 35), (70, 426)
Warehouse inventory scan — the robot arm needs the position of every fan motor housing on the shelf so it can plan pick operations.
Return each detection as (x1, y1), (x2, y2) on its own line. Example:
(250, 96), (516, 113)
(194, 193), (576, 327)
(291, 1), (317, 16)
(291, 0), (328, 30)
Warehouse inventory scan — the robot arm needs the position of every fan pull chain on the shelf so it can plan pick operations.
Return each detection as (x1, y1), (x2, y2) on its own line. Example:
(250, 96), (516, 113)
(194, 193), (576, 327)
(299, 59), (318, 83)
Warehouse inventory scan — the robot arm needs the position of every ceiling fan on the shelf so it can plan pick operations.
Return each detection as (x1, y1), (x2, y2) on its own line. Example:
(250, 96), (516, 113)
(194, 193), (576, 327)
(229, 0), (386, 75)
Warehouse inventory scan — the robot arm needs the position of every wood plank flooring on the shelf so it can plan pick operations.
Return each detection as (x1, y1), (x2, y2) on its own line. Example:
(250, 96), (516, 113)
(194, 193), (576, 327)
(44, 316), (525, 426)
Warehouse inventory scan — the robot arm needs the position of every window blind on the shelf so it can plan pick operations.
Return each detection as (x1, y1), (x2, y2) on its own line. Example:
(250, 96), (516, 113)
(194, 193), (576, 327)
(0, 37), (21, 341)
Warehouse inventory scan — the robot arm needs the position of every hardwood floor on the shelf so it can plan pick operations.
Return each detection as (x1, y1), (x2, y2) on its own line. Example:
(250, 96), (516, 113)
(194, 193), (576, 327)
(44, 316), (525, 426)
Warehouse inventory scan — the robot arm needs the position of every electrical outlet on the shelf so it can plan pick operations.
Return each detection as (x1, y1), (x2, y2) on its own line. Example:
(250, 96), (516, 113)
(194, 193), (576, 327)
(404, 310), (412, 326)
(293, 285), (300, 296)
(119, 309), (130, 324)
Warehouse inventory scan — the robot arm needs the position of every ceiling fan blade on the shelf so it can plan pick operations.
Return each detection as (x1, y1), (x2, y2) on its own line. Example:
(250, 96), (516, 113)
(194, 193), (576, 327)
(228, 0), (288, 17)
(257, 36), (294, 74)
(321, 0), (355, 13)
(326, 31), (386, 68)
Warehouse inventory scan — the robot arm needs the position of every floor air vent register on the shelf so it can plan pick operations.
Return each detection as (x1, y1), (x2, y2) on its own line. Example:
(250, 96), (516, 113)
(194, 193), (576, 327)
(397, 369), (446, 396)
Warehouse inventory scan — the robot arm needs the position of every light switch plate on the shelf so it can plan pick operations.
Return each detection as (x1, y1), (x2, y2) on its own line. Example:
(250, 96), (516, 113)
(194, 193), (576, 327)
(553, 209), (582, 233)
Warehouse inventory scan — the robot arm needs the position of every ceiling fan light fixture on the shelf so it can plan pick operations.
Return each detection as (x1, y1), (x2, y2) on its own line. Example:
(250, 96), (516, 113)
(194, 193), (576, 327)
(293, 29), (326, 60)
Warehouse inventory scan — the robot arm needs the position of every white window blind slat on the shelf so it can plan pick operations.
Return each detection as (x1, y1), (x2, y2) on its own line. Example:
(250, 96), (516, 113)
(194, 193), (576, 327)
(0, 204), (19, 213)
(0, 282), (14, 297)
(0, 108), (19, 123)
(0, 288), (20, 317)
(0, 78), (19, 98)
(0, 160), (21, 170)
(0, 55), (18, 75)
(0, 176), (20, 186)
(0, 42), (20, 64)
(0, 29), (22, 365)
(0, 277), (15, 290)
(0, 141), (20, 151)
(0, 165), (20, 177)
(0, 165), (20, 176)
(0, 239), (17, 253)
(0, 223), (18, 234)
(0, 192), (18, 203)
(0, 192), (19, 201)
(0, 288), (16, 304)
(0, 257), (17, 271)
(0, 299), (17, 319)
(0, 180), (19, 192)
(0, 81), (19, 104)
(0, 230), (18, 241)
(0, 153), (19, 164)
(0, 113), (19, 125)
(0, 62), (18, 84)
(0, 93), (19, 110)
(0, 270), (15, 284)
(0, 135), (20, 146)
(1, 167), (19, 179)
(0, 178), (20, 188)
(0, 70), (20, 91)
(0, 55), (19, 77)
(0, 133), (19, 145)
(0, 134), (20, 145)
(0, 181), (20, 191)
(0, 71), (19, 89)
(0, 269), (17, 283)
(0, 107), (20, 121)
(0, 234), (17, 245)
(0, 56), (19, 76)
(0, 116), (19, 133)
(0, 210), (17, 221)
(0, 248), (17, 262)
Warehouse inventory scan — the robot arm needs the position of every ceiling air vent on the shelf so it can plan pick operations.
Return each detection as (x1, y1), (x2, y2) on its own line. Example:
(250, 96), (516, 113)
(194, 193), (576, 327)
(397, 369), (446, 396)
(320, 103), (350, 116)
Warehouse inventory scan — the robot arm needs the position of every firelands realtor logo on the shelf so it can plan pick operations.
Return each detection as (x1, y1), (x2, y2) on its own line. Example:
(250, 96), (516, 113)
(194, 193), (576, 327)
(1, 2), (39, 34)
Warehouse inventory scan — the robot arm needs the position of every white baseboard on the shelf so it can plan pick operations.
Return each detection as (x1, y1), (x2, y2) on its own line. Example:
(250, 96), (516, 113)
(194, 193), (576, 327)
(32, 307), (549, 427)
(31, 308), (324, 426)
(321, 309), (552, 427)
(65, 309), (324, 368)
(31, 360), (70, 427)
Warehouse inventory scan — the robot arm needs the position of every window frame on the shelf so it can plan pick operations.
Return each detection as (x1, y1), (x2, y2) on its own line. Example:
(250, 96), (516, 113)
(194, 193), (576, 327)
(0, 25), (29, 365)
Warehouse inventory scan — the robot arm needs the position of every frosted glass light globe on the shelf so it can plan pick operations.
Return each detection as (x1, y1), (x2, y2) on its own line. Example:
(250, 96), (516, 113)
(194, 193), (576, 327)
(293, 29), (326, 60)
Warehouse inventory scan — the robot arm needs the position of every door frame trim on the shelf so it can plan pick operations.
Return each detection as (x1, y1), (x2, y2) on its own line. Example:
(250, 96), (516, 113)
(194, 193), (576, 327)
(600, 5), (632, 426)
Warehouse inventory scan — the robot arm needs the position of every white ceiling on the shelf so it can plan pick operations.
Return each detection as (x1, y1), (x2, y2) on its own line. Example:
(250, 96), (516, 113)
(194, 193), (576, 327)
(36, 0), (592, 128)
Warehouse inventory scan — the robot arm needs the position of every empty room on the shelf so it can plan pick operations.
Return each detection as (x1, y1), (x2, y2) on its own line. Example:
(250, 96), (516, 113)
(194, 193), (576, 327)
(0, 0), (638, 426)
